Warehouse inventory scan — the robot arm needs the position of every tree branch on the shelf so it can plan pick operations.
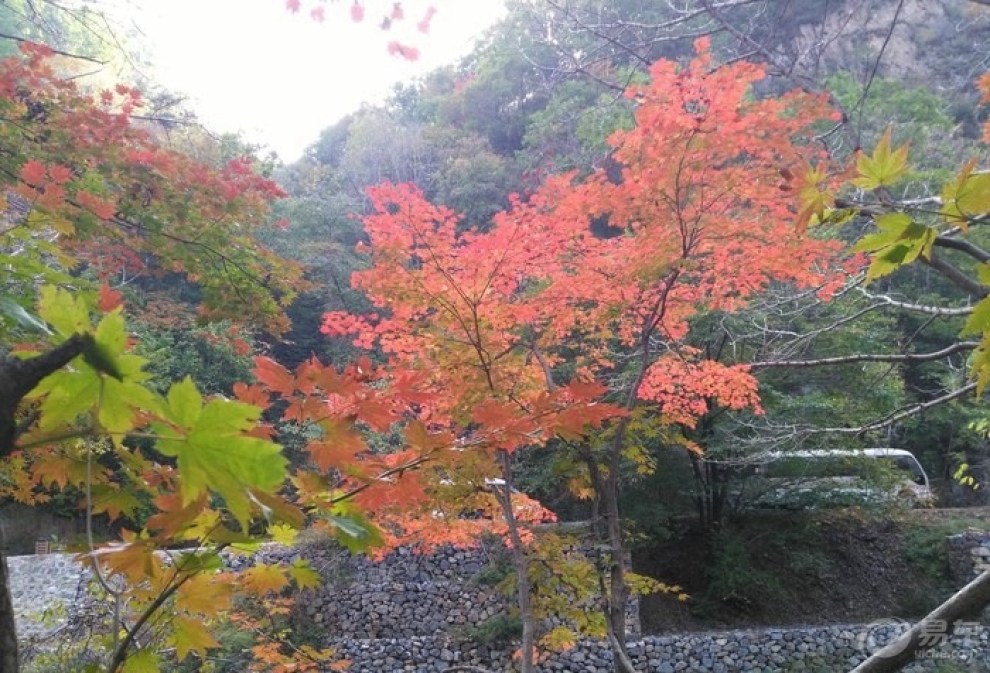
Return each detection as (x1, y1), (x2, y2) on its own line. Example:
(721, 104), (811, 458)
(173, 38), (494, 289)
(850, 570), (990, 673)
(934, 235), (990, 263)
(751, 341), (979, 368)
(0, 31), (106, 64)
(0, 333), (90, 457)
(923, 254), (990, 299)
(857, 288), (974, 317)
(823, 383), (978, 435)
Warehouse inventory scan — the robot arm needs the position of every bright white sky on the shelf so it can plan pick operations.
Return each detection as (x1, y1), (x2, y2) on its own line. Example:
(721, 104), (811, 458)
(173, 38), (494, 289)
(126, 1), (506, 162)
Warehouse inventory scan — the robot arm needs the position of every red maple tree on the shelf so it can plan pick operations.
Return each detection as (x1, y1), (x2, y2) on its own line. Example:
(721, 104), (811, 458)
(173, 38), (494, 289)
(318, 39), (844, 671)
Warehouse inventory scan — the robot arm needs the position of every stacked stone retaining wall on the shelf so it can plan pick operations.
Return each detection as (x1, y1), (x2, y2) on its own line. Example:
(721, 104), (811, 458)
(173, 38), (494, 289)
(298, 543), (509, 639)
(322, 626), (990, 672)
(949, 530), (990, 582)
(8, 535), (990, 671)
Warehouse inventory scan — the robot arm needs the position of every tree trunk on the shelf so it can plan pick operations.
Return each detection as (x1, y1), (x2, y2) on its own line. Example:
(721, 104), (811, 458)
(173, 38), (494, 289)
(603, 451), (630, 656)
(850, 569), (990, 673)
(597, 422), (636, 673)
(0, 545), (18, 673)
(496, 450), (536, 673)
(0, 335), (89, 673)
(584, 435), (635, 673)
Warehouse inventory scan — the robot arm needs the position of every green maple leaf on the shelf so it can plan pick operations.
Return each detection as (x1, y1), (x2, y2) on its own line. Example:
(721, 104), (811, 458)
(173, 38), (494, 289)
(289, 558), (322, 590)
(942, 161), (990, 228)
(963, 296), (990, 337)
(38, 285), (90, 338)
(28, 306), (160, 436)
(853, 213), (935, 282)
(120, 649), (160, 673)
(971, 337), (990, 397)
(851, 127), (909, 190)
(153, 378), (287, 529)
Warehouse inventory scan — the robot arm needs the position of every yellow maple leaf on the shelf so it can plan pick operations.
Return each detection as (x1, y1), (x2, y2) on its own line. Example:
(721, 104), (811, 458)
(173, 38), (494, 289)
(269, 523), (298, 546)
(172, 615), (219, 661)
(91, 539), (157, 585)
(176, 573), (232, 614)
(242, 563), (289, 596)
(852, 127), (910, 190)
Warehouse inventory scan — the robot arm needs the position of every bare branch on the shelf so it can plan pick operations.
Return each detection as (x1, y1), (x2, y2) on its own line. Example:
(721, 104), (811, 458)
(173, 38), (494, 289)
(857, 288), (975, 317)
(751, 341), (979, 368)
(852, 0), (906, 146)
(923, 254), (990, 299)
(0, 30), (106, 64)
(934, 235), (990, 263)
(825, 383), (978, 435)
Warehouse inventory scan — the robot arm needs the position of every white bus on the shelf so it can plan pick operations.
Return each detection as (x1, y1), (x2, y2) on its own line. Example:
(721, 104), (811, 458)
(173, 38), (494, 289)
(747, 448), (934, 508)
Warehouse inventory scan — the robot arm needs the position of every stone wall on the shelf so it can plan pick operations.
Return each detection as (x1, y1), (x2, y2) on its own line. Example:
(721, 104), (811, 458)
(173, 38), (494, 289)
(948, 530), (990, 583)
(7, 536), (990, 672)
(7, 553), (90, 641)
(298, 543), (508, 639)
(321, 625), (990, 672)
(291, 538), (641, 640)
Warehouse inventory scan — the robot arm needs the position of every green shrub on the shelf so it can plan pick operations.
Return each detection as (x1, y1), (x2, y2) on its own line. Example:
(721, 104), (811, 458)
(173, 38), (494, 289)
(464, 613), (523, 646)
(705, 530), (785, 609)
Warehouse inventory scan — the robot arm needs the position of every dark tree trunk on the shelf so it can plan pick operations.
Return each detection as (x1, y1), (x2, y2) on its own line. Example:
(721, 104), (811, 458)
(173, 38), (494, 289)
(604, 449), (629, 652)
(0, 334), (89, 673)
(495, 450), (536, 673)
(581, 446), (636, 672)
(0, 545), (17, 673)
(594, 419), (636, 673)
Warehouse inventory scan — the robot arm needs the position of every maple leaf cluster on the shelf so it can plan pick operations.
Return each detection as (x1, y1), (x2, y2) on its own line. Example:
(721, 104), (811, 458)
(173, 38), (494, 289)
(322, 40), (842, 439)
(0, 44), (304, 332)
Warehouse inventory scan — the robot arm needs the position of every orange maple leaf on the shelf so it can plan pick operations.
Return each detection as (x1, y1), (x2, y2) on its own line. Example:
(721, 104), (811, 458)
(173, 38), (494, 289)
(254, 356), (295, 395)
(308, 418), (367, 471)
(98, 283), (124, 312)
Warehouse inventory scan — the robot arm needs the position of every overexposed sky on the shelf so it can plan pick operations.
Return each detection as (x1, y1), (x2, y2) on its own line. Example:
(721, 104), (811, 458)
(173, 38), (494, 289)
(127, 1), (506, 161)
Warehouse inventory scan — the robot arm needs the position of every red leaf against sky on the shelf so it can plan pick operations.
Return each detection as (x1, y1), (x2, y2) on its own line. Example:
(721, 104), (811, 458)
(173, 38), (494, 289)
(417, 5), (437, 33)
(350, 1), (365, 22)
(387, 41), (420, 61)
